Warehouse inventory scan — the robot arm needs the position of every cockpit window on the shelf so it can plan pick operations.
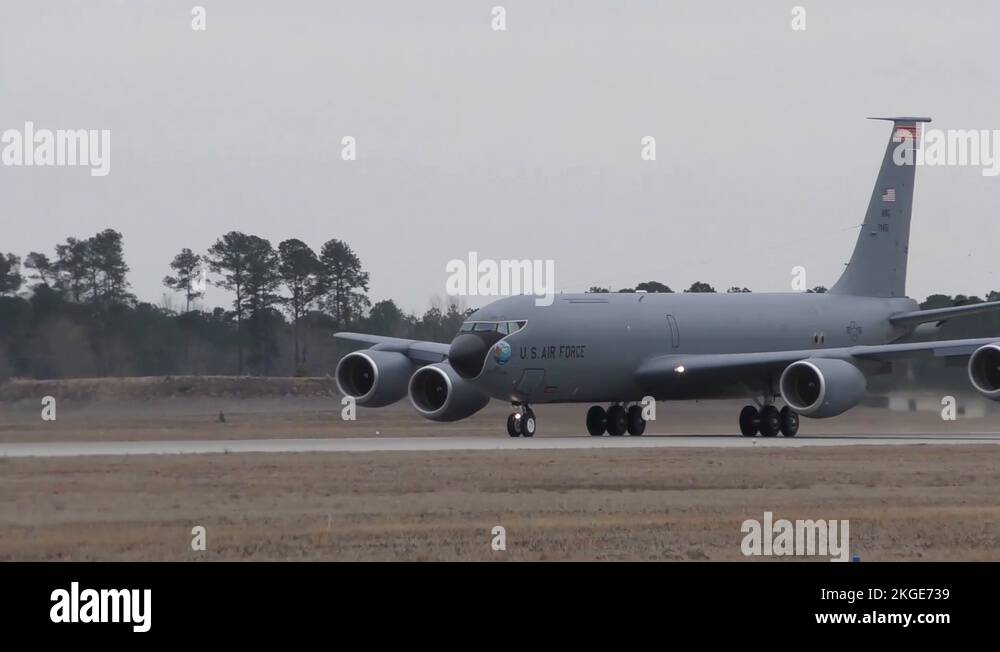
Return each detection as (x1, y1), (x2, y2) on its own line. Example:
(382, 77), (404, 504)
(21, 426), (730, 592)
(461, 320), (527, 334)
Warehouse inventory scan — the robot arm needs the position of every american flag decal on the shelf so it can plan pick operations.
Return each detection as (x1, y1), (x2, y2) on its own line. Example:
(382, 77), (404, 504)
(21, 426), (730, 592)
(881, 188), (896, 202)
(893, 125), (920, 142)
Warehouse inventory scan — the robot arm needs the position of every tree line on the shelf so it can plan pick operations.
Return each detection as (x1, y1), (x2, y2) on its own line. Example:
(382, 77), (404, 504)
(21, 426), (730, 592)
(0, 233), (998, 380)
(0, 230), (468, 379)
(586, 281), (1000, 306)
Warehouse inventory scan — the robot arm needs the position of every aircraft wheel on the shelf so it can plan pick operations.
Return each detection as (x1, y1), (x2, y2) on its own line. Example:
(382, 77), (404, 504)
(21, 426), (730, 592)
(759, 405), (781, 437)
(739, 405), (759, 437)
(627, 405), (646, 435)
(779, 406), (799, 437)
(522, 408), (536, 437)
(507, 412), (521, 437)
(606, 405), (628, 436)
(586, 406), (607, 436)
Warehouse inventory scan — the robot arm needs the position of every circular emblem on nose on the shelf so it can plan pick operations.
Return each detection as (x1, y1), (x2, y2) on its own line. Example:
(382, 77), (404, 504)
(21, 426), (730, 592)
(493, 340), (512, 365)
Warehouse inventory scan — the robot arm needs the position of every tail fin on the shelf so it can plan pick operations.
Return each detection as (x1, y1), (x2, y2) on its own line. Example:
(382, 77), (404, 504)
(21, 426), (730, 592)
(830, 116), (931, 298)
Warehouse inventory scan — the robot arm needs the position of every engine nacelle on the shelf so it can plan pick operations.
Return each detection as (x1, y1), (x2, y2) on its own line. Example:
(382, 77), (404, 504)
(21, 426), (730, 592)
(779, 358), (867, 418)
(408, 362), (490, 422)
(335, 350), (414, 407)
(968, 343), (1000, 400)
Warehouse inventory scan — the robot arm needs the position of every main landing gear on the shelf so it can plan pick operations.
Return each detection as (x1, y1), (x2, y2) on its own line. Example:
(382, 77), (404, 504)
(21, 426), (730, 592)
(586, 404), (646, 437)
(739, 403), (799, 437)
(507, 404), (537, 437)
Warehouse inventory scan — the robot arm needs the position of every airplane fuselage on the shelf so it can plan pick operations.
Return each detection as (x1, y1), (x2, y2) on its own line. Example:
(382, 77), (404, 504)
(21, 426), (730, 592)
(464, 292), (918, 403)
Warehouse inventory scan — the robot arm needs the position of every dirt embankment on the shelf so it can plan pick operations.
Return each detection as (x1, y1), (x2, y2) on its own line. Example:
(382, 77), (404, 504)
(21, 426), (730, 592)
(0, 376), (340, 402)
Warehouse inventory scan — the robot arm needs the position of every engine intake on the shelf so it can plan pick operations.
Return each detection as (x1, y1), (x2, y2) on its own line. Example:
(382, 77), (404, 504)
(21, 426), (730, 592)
(968, 343), (1000, 400)
(335, 350), (413, 407)
(779, 358), (866, 418)
(408, 362), (490, 422)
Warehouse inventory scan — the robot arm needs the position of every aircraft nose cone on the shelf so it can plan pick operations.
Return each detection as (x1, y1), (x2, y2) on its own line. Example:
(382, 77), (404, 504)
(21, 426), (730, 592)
(449, 333), (489, 379)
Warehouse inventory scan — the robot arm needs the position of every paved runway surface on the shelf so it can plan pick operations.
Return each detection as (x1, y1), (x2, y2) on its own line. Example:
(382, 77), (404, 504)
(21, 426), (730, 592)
(3, 434), (1000, 457)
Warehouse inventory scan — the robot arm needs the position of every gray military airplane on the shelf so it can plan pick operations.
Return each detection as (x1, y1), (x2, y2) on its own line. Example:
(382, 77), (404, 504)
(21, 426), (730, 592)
(335, 117), (1000, 437)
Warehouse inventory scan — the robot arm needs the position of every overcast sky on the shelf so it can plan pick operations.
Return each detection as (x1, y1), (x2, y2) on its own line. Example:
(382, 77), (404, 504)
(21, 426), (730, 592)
(2, 1), (999, 313)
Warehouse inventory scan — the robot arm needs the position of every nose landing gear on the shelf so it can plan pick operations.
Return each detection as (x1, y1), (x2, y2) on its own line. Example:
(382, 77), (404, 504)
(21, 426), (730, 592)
(507, 404), (536, 437)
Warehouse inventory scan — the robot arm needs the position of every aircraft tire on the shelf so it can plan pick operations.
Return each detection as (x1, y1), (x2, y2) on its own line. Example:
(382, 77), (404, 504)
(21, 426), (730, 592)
(606, 405), (628, 436)
(586, 406), (607, 436)
(627, 405), (646, 435)
(759, 405), (781, 437)
(507, 412), (521, 437)
(779, 406), (799, 437)
(739, 405), (759, 437)
(522, 409), (536, 437)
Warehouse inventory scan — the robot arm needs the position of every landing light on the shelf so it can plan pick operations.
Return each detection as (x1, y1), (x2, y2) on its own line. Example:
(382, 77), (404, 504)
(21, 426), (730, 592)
(674, 365), (686, 374)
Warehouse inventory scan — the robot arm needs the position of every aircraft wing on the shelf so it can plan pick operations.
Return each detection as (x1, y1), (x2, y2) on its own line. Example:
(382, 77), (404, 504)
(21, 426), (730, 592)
(635, 336), (998, 385)
(334, 332), (450, 364)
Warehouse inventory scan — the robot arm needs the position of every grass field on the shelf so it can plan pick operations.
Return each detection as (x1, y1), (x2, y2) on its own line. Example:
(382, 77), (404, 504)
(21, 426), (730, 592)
(3, 377), (999, 561)
(3, 445), (1000, 561)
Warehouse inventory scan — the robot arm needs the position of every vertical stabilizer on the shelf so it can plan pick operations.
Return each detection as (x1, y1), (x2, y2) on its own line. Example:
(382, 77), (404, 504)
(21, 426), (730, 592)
(830, 117), (931, 298)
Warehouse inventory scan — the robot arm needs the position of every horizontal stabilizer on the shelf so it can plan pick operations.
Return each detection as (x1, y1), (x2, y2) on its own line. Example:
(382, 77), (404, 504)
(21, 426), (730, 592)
(889, 300), (1000, 327)
(867, 116), (932, 123)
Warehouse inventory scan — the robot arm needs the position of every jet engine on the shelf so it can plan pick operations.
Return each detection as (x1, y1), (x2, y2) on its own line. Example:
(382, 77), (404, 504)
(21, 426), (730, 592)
(967, 343), (1000, 400)
(779, 358), (867, 418)
(335, 350), (414, 407)
(408, 362), (490, 422)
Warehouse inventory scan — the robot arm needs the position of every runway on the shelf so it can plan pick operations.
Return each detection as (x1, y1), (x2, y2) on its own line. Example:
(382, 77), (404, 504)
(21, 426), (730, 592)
(3, 434), (1000, 458)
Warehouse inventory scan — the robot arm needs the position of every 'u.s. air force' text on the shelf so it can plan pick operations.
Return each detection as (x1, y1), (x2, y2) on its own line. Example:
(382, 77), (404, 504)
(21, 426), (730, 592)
(520, 345), (586, 360)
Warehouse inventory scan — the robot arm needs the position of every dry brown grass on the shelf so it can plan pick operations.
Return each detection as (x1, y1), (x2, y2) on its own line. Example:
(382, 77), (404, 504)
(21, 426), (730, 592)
(3, 445), (1000, 561)
(3, 378), (999, 560)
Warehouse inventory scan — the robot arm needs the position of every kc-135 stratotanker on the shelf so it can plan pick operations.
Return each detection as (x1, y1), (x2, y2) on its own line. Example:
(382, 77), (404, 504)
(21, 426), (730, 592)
(335, 118), (1000, 437)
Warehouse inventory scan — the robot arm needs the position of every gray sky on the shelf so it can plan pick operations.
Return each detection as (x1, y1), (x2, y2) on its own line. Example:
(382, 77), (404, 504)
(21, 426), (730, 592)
(2, 1), (999, 314)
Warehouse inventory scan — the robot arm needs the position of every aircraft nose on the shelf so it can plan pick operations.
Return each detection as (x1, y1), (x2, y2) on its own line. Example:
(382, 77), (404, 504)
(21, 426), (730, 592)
(449, 333), (490, 379)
